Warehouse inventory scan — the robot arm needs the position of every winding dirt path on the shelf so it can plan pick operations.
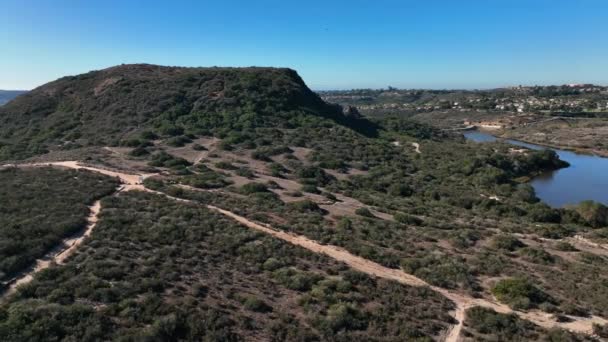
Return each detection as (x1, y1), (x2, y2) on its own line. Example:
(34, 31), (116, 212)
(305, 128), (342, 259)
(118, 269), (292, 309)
(0, 162), (152, 298)
(3, 199), (104, 297)
(1, 161), (155, 186)
(411, 142), (421, 154)
(207, 205), (607, 338)
(513, 232), (608, 258)
(571, 235), (608, 252)
(444, 303), (465, 342)
(2, 161), (607, 340)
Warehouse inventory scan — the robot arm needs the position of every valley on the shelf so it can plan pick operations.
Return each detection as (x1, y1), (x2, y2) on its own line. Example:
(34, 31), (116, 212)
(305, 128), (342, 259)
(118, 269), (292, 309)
(463, 130), (608, 207)
(321, 87), (608, 157)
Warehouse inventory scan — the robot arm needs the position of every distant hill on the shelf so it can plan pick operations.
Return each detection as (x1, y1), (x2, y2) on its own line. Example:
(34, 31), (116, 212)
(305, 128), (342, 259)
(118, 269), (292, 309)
(0, 90), (27, 106)
(0, 64), (370, 160)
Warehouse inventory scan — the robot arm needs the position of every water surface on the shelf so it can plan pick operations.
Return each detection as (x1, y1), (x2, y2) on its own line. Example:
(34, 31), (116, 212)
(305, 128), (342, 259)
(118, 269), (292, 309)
(464, 131), (608, 207)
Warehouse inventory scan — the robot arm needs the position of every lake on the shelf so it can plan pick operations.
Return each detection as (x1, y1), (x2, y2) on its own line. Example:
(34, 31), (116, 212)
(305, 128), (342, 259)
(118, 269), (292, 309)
(463, 130), (608, 207)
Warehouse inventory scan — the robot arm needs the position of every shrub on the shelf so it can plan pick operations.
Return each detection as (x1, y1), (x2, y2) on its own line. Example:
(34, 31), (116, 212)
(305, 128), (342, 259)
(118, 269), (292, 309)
(215, 161), (237, 170)
(240, 182), (269, 194)
(323, 192), (337, 201)
(296, 166), (334, 186)
(266, 180), (281, 189)
(130, 146), (149, 156)
(575, 200), (608, 228)
(251, 150), (271, 161)
(492, 278), (549, 309)
(400, 252), (475, 289)
(554, 241), (577, 252)
(243, 296), (272, 313)
(235, 167), (255, 178)
(288, 200), (324, 213)
(301, 184), (321, 194)
(262, 258), (283, 271)
(513, 184), (538, 203)
(316, 303), (367, 333)
(465, 307), (536, 338)
(519, 247), (555, 264)
(268, 163), (286, 177)
(140, 130), (158, 140)
(120, 138), (144, 147)
(593, 323), (608, 338)
(387, 184), (413, 197)
(192, 144), (207, 151)
(272, 268), (321, 291)
(491, 235), (525, 251)
(337, 218), (353, 231)
(159, 125), (184, 136)
(528, 204), (561, 223)
(393, 213), (422, 225)
(355, 207), (374, 218)
(180, 169), (231, 189)
(166, 135), (192, 147)
(149, 151), (192, 169)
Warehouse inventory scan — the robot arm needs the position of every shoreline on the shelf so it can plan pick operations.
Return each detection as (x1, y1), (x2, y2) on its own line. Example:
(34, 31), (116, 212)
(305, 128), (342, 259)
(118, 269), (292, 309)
(474, 128), (608, 158)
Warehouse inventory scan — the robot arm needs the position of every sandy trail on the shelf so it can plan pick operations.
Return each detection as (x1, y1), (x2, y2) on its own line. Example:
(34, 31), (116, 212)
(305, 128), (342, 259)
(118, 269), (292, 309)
(208, 205), (608, 337)
(444, 303), (465, 342)
(1, 161), (154, 186)
(2, 199), (104, 297)
(571, 235), (608, 252)
(2, 161), (607, 340)
(513, 232), (608, 257)
(411, 142), (421, 154)
(0, 161), (152, 298)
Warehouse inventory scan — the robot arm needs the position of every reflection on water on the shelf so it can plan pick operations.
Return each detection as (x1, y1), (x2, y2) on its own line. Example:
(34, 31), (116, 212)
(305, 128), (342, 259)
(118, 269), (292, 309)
(533, 171), (556, 182)
(464, 130), (608, 207)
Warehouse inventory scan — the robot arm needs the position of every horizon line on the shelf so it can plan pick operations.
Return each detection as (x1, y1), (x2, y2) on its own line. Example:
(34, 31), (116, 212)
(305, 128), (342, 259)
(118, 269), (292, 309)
(4, 82), (607, 93)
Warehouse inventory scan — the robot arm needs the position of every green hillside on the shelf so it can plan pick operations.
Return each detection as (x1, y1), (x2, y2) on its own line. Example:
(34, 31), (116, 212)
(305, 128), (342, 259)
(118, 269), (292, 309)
(0, 64), (369, 160)
(1, 65), (606, 340)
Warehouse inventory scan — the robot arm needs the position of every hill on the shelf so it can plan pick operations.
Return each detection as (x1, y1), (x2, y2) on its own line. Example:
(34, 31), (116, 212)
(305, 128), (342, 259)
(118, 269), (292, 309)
(1, 65), (607, 341)
(0, 90), (27, 106)
(0, 64), (370, 161)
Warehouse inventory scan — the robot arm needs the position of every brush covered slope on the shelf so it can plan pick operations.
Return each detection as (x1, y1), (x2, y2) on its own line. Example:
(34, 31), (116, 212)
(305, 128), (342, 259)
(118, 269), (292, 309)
(0, 64), (367, 161)
(1, 65), (607, 341)
(0, 167), (119, 286)
(0, 192), (455, 341)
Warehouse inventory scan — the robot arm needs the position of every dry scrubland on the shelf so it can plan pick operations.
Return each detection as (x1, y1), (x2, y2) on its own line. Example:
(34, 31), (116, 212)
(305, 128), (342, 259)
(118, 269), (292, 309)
(1, 65), (608, 341)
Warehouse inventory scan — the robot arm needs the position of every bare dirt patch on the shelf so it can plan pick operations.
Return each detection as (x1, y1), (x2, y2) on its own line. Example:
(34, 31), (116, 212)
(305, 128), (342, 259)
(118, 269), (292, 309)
(291, 147), (313, 162)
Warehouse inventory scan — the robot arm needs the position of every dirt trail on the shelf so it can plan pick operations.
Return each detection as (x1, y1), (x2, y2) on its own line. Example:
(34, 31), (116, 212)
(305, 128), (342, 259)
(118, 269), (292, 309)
(3, 199), (104, 297)
(3, 161), (607, 340)
(444, 303), (465, 342)
(411, 142), (421, 154)
(0, 161), (152, 298)
(206, 205), (608, 338)
(513, 232), (608, 257)
(2, 161), (154, 186)
(572, 235), (608, 252)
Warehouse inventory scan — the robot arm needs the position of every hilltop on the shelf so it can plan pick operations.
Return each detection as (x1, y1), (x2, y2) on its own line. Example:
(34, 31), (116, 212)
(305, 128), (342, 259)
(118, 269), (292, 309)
(0, 64), (370, 161)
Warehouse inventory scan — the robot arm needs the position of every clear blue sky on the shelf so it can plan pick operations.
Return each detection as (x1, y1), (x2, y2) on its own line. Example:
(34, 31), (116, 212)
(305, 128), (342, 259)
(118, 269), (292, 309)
(2, 0), (607, 90)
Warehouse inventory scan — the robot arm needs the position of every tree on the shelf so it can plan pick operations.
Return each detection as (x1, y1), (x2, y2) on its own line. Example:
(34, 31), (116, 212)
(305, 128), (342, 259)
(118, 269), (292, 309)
(575, 200), (608, 228)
